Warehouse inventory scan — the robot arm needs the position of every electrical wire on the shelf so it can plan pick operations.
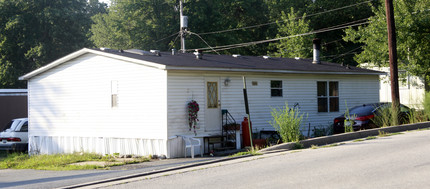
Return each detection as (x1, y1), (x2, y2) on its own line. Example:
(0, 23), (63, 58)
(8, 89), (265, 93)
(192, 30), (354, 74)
(188, 32), (220, 55)
(326, 46), (364, 61)
(316, 18), (369, 31)
(187, 20), (370, 52)
(157, 0), (374, 51)
(168, 33), (180, 50)
(155, 32), (180, 43)
(322, 38), (344, 46)
(197, 0), (374, 36)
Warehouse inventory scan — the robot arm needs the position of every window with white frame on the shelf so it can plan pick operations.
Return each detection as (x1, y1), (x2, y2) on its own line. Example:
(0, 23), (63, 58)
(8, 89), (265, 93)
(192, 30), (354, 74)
(317, 81), (339, 112)
(271, 80), (283, 97)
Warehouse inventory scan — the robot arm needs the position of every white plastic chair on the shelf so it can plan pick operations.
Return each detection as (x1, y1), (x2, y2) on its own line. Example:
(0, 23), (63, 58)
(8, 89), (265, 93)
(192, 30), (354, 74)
(183, 136), (203, 158)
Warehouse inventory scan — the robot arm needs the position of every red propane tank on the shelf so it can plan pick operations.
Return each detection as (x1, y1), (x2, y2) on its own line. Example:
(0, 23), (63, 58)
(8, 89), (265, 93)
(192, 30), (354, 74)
(241, 117), (252, 147)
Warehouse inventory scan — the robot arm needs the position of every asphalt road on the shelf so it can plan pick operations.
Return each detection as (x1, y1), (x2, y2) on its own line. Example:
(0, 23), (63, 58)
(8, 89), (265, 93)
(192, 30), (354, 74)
(0, 157), (219, 189)
(104, 129), (430, 189)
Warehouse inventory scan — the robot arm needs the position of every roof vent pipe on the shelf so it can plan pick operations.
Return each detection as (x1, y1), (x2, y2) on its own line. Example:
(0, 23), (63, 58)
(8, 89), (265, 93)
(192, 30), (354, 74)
(150, 50), (161, 56)
(194, 49), (202, 59)
(312, 38), (321, 64)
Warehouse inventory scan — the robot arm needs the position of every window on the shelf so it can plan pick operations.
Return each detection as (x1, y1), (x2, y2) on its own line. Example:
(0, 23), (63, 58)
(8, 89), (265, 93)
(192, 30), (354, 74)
(398, 71), (410, 89)
(19, 122), (28, 132)
(317, 81), (339, 112)
(271, 80), (282, 97)
(207, 82), (218, 108)
(111, 80), (118, 108)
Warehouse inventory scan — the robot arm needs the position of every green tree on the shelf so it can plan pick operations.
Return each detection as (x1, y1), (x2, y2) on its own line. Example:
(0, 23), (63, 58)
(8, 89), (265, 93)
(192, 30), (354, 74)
(270, 7), (314, 58)
(0, 0), (107, 88)
(90, 0), (177, 51)
(307, 0), (375, 65)
(184, 0), (270, 55)
(90, 0), (271, 55)
(343, 0), (430, 78)
(265, 0), (312, 22)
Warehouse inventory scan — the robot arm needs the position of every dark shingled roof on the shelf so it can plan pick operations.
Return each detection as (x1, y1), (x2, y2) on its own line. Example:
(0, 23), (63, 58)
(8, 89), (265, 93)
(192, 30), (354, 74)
(93, 48), (382, 74)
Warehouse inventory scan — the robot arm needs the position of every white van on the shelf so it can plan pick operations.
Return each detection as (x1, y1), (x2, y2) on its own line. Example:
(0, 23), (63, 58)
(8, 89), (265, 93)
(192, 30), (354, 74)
(0, 118), (28, 152)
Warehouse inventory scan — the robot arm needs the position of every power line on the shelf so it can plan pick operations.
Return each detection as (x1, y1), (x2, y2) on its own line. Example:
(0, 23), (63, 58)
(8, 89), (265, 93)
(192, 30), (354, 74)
(197, 0), (374, 36)
(322, 38), (344, 46)
(156, 0), (374, 50)
(188, 20), (370, 53)
(324, 46), (363, 60)
(155, 32), (179, 43)
(188, 31), (220, 55)
(168, 33), (180, 50)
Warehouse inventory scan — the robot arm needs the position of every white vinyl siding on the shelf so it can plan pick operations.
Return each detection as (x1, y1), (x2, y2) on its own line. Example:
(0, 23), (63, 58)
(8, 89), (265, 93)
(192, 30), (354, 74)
(166, 73), (206, 137)
(167, 72), (379, 135)
(28, 54), (168, 140)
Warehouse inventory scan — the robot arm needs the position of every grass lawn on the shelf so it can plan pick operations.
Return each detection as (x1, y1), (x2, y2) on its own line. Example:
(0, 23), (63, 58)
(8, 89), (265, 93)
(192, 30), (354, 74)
(0, 152), (150, 170)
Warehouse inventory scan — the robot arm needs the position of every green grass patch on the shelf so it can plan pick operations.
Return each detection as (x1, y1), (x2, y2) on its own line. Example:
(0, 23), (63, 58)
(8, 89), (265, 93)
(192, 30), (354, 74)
(321, 143), (340, 148)
(229, 150), (262, 157)
(290, 150), (302, 153)
(0, 152), (150, 170)
(378, 131), (403, 137)
(366, 136), (377, 140)
(353, 139), (365, 142)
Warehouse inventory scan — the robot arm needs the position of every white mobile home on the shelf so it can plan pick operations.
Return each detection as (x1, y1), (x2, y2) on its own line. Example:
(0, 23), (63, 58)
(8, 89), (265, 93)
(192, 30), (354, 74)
(360, 63), (425, 109)
(20, 48), (382, 158)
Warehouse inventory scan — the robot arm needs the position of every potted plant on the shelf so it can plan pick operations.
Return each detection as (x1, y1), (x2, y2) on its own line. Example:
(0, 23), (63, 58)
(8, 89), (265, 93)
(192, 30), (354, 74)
(187, 100), (199, 135)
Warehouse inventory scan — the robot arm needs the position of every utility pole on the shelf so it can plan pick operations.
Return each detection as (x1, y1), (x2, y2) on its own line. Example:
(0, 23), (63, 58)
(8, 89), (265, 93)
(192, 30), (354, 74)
(179, 0), (187, 53)
(385, 0), (400, 123)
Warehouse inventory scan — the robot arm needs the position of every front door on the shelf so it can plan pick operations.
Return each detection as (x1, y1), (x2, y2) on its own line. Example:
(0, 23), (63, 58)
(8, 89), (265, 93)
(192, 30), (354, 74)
(205, 77), (221, 132)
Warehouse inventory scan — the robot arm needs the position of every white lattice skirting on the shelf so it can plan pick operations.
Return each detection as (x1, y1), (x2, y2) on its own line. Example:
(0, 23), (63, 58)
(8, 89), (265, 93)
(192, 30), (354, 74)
(28, 136), (169, 157)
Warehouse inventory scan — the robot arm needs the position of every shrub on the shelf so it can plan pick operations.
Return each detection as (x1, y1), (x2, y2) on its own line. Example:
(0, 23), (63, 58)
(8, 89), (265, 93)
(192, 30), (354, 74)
(371, 104), (403, 127)
(270, 103), (307, 143)
(407, 108), (427, 124)
(312, 124), (333, 137)
(372, 105), (394, 127)
(344, 102), (355, 132)
(424, 92), (430, 120)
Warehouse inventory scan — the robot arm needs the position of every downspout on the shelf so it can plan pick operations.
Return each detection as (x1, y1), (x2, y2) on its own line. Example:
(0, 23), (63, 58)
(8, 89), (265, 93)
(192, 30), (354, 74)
(242, 76), (253, 148)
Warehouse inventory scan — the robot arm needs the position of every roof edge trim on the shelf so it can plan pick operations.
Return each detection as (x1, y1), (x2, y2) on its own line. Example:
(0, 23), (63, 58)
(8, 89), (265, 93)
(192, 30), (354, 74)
(165, 66), (385, 75)
(19, 48), (166, 80)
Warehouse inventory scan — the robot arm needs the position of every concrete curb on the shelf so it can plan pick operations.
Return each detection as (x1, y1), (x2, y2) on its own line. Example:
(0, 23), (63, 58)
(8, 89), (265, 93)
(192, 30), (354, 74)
(259, 121), (430, 152)
(60, 154), (253, 189)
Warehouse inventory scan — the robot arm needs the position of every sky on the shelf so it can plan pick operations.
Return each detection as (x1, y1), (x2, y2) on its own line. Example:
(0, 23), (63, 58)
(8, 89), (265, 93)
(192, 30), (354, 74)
(99, 0), (111, 6)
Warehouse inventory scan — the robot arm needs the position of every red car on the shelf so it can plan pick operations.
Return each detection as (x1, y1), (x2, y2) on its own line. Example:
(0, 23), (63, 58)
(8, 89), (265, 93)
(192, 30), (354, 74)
(333, 103), (410, 134)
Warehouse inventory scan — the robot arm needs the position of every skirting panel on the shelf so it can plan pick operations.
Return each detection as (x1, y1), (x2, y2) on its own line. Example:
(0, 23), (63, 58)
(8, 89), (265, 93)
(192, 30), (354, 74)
(28, 136), (168, 157)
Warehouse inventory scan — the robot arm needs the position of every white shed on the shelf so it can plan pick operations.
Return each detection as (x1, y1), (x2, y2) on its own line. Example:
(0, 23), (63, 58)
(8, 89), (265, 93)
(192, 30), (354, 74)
(360, 63), (425, 109)
(20, 48), (382, 158)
